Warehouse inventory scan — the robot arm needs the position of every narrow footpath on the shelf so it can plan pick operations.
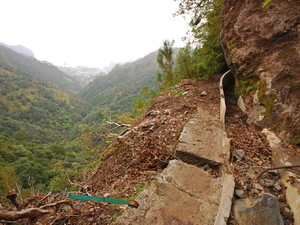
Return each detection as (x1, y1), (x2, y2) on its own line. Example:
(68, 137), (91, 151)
(114, 73), (298, 225)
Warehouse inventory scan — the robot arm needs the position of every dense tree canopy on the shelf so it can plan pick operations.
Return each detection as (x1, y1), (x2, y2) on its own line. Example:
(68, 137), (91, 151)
(173, 0), (227, 79)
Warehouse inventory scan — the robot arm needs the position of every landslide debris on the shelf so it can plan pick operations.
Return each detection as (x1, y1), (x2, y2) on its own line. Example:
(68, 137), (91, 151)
(0, 75), (221, 224)
(224, 84), (295, 224)
(2, 74), (298, 224)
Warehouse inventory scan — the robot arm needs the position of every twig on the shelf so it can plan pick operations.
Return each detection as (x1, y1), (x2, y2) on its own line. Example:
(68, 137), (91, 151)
(39, 192), (52, 202)
(40, 199), (71, 209)
(256, 165), (300, 181)
(65, 172), (82, 187)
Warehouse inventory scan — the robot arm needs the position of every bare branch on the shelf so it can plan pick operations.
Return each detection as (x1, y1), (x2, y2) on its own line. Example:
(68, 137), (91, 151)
(40, 199), (71, 209)
(256, 165), (300, 181)
(106, 121), (131, 127)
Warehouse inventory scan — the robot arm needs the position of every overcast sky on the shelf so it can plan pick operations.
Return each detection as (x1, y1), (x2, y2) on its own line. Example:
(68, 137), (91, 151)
(1, 0), (189, 68)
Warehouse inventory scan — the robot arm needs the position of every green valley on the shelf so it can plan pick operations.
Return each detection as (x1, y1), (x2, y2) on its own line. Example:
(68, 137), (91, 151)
(0, 44), (161, 193)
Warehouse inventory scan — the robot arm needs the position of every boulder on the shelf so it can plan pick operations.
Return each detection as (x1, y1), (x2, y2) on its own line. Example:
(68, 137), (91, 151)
(233, 194), (284, 225)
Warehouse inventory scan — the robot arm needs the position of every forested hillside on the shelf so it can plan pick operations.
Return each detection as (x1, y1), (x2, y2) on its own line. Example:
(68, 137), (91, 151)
(0, 49), (92, 191)
(79, 51), (160, 114)
(0, 45), (82, 93)
(0, 44), (162, 194)
(0, 59), (89, 142)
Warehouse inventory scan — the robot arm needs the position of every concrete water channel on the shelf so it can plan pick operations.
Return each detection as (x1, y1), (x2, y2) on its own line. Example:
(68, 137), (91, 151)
(114, 71), (235, 225)
(114, 71), (300, 225)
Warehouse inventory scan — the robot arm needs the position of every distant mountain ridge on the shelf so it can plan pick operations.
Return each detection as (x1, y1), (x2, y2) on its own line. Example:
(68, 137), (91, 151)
(0, 42), (35, 57)
(0, 45), (82, 93)
(79, 50), (160, 114)
(58, 66), (107, 86)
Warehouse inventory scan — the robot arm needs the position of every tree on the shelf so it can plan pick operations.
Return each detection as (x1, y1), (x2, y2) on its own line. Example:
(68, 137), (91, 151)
(156, 40), (175, 88)
(174, 0), (227, 77)
(174, 44), (198, 79)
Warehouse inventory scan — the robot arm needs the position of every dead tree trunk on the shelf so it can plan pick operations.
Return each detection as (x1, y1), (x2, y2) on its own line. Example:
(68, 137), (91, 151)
(6, 190), (20, 209)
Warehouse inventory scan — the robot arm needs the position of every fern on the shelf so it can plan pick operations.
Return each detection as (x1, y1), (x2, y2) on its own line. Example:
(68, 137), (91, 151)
(262, 0), (272, 8)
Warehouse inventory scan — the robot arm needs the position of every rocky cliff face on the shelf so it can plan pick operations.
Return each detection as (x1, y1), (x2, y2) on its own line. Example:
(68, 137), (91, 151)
(220, 0), (300, 144)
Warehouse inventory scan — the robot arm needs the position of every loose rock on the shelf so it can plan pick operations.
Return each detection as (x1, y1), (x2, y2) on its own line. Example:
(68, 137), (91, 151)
(234, 149), (244, 161)
(200, 90), (208, 96)
(235, 190), (245, 198)
(233, 194), (284, 225)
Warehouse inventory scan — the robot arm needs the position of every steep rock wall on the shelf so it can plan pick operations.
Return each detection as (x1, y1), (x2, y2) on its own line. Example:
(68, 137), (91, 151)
(220, 0), (300, 144)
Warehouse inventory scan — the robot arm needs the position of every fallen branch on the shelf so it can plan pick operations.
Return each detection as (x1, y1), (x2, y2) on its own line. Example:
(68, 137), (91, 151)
(39, 191), (52, 203)
(256, 165), (300, 181)
(1, 191), (71, 222)
(106, 121), (131, 127)
(0, 208), (49, 221)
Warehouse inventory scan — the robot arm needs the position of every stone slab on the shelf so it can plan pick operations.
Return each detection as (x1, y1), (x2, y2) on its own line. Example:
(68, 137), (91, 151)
(114, 160), (225, 225)
(214, 174), (235, 225)
(176, 108), (230, 166)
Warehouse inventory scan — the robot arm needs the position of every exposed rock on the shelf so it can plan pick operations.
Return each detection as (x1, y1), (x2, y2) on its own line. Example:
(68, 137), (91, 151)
(274, 182), (282, 191)
(237, 95), (246, 112)
(233, 194), (284, 225)
(233, 149), (245, 161)
(221, 0), (300, 144)
(253, 183), (264, 191)
(200, 90), (208, 96)
(235, 189), (245, 198)
(214, 174), (235, 225)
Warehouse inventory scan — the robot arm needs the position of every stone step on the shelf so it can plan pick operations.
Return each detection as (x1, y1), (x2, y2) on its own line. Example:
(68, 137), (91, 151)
(114, 160), (234, 225)
(175, 108), (230, 166)
(115, 78), (234, 224)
